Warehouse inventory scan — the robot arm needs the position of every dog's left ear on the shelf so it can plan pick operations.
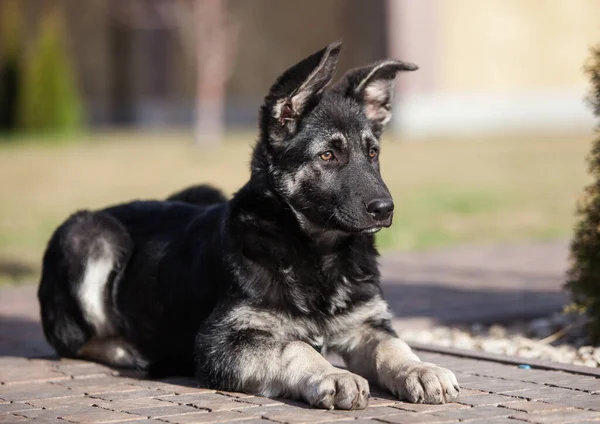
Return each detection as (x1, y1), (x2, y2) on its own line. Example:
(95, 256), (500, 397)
(334, 60), (418, 136)
(261, 41), (342, 145)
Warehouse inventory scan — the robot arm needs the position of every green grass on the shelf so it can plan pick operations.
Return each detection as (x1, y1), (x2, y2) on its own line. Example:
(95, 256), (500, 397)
(0, 130), (593, 284)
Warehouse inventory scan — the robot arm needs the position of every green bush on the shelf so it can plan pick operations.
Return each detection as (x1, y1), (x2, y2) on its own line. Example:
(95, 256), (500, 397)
(0, 0), (21, 134)
(566, 45), (600, 342)
(17, 9), (84, 134)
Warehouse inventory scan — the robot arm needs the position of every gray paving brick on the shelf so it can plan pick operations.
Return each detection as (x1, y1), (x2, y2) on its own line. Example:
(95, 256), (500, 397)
(429, 405), (519, 421)
(26, 395), (96, 409)
(90, 389), (169, 401)
(0, 403), (39, 414)
(325, 406), (405, 419)
(13, 405), (103, 420)
(552, 393), (600, 411)
(509, 409), (600, 423)
(509, 386), (582, 402)
(260, 407), (346, 424)
(159, 393), (257, 412)
(0, 414), (31, 423)
(500, 400), (574, 413)
(375, 411), (459, 423)
(393, 401), (469, 413)
(160, 410), (257, 423)
(457, 393), (521, 406)
(548, 377), (600, 394)
(126, 405), (201, 418)
(58, 408), (143, 423)
(89, 397), (175, 411)
(0, 382), (77, 402)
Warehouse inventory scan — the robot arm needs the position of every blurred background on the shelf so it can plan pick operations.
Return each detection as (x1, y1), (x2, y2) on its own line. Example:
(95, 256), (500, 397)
(1, 0), (600, 284)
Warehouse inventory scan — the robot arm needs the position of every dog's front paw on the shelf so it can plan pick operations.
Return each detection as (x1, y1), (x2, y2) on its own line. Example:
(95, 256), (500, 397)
(390, 361), (459, 404)
(306, 371), (370, 410)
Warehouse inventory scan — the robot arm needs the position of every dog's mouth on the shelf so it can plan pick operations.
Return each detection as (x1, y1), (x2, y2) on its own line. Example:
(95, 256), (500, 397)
(360, 226), (383, 234)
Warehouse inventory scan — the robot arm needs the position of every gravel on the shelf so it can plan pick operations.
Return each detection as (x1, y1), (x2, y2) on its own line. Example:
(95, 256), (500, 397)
(398, 312), (600, 368)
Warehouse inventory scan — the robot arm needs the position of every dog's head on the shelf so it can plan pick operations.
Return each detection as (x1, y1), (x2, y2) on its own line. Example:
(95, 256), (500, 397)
(253, 41), (417, 235)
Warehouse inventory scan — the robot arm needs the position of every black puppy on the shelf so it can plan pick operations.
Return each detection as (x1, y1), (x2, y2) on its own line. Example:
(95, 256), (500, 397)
(38, 41), (459, 410)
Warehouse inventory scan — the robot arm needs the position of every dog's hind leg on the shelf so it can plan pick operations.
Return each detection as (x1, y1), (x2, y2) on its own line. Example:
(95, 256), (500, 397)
(38, 210), (135, 367)
(77, 337), (142, 368)
(166, 184), (227, 207)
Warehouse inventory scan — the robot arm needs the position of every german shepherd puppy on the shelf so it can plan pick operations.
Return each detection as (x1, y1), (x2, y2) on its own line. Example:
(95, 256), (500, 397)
(38, 42), (459, 409)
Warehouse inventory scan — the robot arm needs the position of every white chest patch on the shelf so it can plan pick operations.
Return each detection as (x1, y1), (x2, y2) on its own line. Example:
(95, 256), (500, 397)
(78, 254), (113, 335)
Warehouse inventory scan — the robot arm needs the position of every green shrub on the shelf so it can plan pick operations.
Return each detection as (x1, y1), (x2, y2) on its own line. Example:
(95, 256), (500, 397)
(17, 9), (84, 134)
(0, 0), (21, 134)
(566, 45), (600, 341)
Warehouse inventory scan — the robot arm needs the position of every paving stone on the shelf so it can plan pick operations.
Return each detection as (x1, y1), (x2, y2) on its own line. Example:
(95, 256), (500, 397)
(368, 411), (459, 423)
(225, 420), (282, 424)
(13, 405), (104, 420)
(160, 410), (257, 423)
(458, 388), (489, 396)
(226, 395), (285, 407)
(509, 409), (600, 423)
(393, 401), (469, 413)
(553, 393), (600, 411)
(457, 393), (521, 406)
(0, 403), (40, 413)
(126, 405), (201, 418)
(0, 364), (69, 385)
(548, 377), (600, 394)
(0, 382), (77, 402)
(54, 377), (140, 395)
(54, 362), (113, 378)
(259, 406), (347, 423)
(160, 393), (257, 411)
(467, 379), (541, 394)
(509, 386), (582, 402)
(0, 414), (31, 423)
(58, 408), (143, 423)
(366, 395), (404, 408)
(325, 406), (406, 419)
(26, 394), (95, 409)
(429, 405), (519, 421)
(89, 397), (177, 411)
(90, 389), (169, 401)
(216, 390), (256, 399)
(461, 418), (525, 424)
(500, 400), (574, 413)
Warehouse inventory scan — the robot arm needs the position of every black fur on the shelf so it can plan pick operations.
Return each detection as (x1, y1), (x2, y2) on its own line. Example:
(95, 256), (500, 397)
(38, 42), (419, 398)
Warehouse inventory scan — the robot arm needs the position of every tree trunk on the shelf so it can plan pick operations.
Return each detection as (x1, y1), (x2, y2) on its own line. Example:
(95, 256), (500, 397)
(194, 0), (228, 146)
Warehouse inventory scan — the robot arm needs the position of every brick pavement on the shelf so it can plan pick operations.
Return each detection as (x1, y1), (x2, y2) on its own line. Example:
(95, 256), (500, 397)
(3, 241), (599, 423)
(1, 352), (599, 423)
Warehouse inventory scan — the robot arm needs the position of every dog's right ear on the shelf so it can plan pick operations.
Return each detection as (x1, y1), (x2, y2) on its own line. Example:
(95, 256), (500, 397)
(260, 41), (342, 145)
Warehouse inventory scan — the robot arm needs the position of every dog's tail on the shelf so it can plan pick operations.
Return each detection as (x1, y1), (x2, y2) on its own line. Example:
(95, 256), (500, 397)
(166, 184), (227, 207)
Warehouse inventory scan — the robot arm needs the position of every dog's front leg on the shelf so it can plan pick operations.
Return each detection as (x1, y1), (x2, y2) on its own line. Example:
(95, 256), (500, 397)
(200, 337), (369, 410)
(334, 325), (460, 404)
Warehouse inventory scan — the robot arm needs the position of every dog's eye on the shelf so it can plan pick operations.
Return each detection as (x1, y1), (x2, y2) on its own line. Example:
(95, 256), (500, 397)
(320, 151), (334, 161)
(369, 148), (378, 159)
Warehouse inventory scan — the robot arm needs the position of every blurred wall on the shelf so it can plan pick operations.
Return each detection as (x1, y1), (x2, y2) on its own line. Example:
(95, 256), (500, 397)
(3, 0), (599, 135)
(390, 0), (600, 136)
(0, 0), (388, 128)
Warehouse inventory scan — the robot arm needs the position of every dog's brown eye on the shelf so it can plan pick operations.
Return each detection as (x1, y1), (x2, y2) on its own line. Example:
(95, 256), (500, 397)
(369, 148), (378, 159)
(320, 151), (334, 161)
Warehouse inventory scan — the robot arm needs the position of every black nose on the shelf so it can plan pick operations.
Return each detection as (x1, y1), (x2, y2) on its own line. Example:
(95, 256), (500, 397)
(366, 198), (394, 221)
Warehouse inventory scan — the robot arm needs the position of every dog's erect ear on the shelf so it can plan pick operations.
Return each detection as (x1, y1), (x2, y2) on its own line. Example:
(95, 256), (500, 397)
(261, 41), (342, 144)
(334, 60), (418, 135)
